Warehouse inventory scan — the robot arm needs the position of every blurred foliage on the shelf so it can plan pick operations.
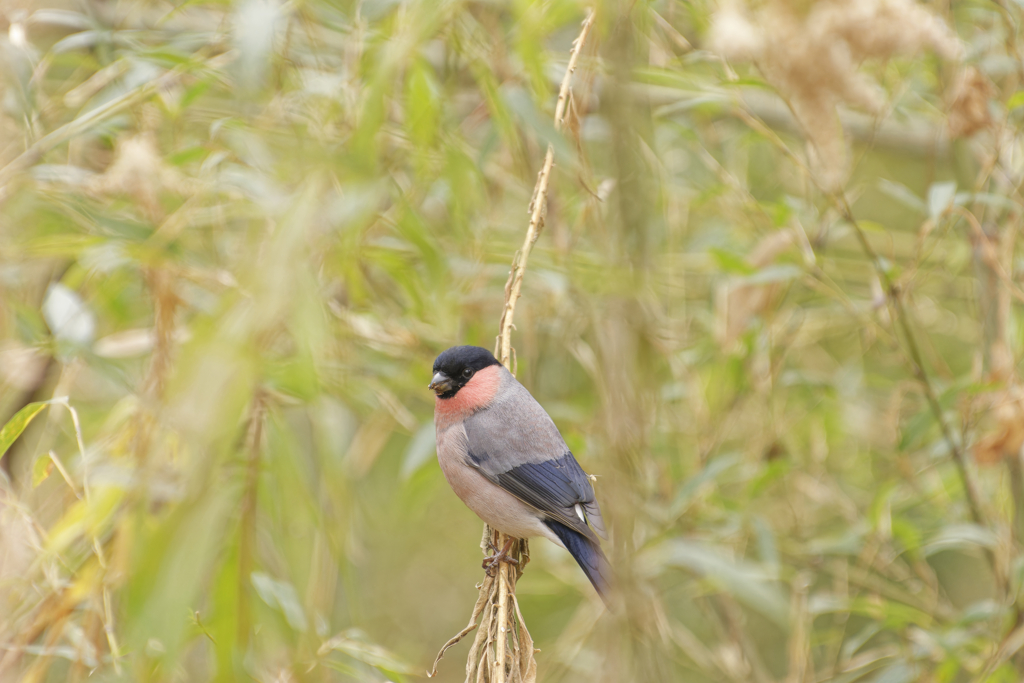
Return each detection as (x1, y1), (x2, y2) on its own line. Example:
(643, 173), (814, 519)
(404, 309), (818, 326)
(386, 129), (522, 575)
(2, 0), (1024, 681)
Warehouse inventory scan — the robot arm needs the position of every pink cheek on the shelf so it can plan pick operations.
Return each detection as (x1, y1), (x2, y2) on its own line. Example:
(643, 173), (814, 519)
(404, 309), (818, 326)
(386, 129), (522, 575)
(462, 366), (502, 405)
(434, 366), (502, 422)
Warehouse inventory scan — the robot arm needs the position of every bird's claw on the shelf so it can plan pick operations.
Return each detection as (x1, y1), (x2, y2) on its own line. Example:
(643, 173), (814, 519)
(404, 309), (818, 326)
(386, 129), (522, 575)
(483, 554), (519, 576)
(482, 538), (519, 575)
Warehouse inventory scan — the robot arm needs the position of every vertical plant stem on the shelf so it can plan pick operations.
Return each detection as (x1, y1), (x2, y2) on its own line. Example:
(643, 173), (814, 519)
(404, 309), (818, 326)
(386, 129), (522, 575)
(737, 101), (990, 538)
(430, 10), (597, 681)
(968, 217), (1024, 541)
(837, 195), (1010, 592)
(495, 10), (596, 370)
(490, 12), (595, 683)
(836, 195), (986, 529)
(237, 393), (265, 650)
(493, 548), (511, 683)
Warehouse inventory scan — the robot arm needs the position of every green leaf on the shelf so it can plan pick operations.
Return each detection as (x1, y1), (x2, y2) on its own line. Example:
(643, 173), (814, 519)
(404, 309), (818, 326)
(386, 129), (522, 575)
(47, 485), (125, 555)
(124, 485), (235, 661)
(927, 181), (957, 220)
(752, 515), (779, 576)
(840, 623), (881, 660)
(167, 145), (208, 166)
(671, 453), (739, 516)
(847, 596), (933, 628)
(709, 248), (756, 275)
(741, 264), (802, 286)
(32, 453), (54, 487)
(871, 660), (917, 683)
(899, 406), (936, 451)
(642, 539), (790, 630)
(501, 85), (576, 167)
(319, 628), (417, 677)
(0, 402), (48, 460)
(470, 61), (521, 163)
(251, 572), (308, 632)
(857, 219), (889, 234)
(1008, 90), (1024, 110)
(400, 422), (436, 479)
(877, 179), (926, 215)
(405, 60), (440, 149)
(953, 191), (1019, 212)
(923, 524), (998, 557)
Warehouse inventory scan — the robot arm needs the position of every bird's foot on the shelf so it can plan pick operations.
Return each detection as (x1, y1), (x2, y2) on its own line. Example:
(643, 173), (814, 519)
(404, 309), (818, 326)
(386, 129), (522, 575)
(482, 538), (519, 575)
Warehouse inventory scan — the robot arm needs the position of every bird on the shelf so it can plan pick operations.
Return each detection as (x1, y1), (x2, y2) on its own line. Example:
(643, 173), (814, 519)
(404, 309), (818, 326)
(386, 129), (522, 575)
(429, 345), (611, 602)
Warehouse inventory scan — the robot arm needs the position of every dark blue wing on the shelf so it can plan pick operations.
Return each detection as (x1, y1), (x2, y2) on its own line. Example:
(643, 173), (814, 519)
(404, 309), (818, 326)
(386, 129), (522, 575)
(462, 376), (606, 542)
(493, 452), (605, 542)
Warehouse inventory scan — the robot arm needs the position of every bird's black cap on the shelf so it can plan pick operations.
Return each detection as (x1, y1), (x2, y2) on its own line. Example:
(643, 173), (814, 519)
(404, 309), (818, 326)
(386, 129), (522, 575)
(430, 346), (502, 398)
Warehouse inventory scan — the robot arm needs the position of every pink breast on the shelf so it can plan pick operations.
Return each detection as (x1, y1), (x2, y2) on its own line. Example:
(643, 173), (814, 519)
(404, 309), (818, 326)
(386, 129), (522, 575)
(435, 364), (502, 427)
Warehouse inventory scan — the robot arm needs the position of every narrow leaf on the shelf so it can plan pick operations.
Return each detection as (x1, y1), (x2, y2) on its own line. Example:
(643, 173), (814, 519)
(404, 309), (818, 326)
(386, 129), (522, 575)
(927, 181), (957, 220)
(0, 402), (48, 460)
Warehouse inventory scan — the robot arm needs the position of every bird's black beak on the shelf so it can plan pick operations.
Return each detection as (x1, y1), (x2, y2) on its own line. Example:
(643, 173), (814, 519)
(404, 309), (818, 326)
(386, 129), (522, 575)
(429, 371), (453, 396)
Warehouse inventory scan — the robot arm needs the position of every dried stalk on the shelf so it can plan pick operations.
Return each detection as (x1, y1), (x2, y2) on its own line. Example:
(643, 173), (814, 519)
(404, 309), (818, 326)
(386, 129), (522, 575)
(429, 10), (596, 683)
(428, 572), (494, 677)
(495, 9), (596, 368)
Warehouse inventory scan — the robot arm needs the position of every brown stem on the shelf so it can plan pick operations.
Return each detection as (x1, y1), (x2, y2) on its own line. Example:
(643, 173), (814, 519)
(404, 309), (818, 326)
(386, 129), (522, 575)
(495, 9), (596, 369)
(428, 10), (598, 683)
(490, 12), (595, 683)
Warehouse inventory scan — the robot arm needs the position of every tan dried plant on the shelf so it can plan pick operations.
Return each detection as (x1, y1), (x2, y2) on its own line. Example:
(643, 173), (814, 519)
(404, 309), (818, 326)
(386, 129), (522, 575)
(715, 228), (795, 348)
(88, 130), (200, 221)
(973, 386), (1024, 466)
(429, 11), (597, 683)
(969, 225), (1024, 467)
(709, 0), (963, 188)
(947, 66), (995, 139)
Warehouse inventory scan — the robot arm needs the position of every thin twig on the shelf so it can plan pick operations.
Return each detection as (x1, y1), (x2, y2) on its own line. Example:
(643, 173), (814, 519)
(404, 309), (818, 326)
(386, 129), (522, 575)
(837, 197), (1005, 629)
(490, 12), (595, 683)
(832, 193), (987, 530)
(102, 587), (122, 675)
(428, 574), (494, 677)
(976, 615), (1024, 682)
(429, 10), (597, 683)
(950, 206), (1024, 305)
(492, 560), (513, 683)
(237, 392), (265, 650)
(47, 450), (81, 499)
(56, 398), (90, 504)
(495, 9), (596, 369)
(733, 101), (992, 554)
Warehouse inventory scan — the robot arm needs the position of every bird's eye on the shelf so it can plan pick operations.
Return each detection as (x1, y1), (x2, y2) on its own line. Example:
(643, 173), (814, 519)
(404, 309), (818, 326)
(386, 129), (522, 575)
(462, 368), (473, 378)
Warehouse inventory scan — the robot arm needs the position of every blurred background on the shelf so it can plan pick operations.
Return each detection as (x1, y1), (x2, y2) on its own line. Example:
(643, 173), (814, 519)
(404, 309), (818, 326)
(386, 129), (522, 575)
(1, 0), (1022, 680)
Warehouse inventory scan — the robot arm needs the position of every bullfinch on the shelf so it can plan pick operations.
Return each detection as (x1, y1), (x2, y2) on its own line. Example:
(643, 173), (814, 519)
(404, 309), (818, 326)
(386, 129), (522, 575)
(429, 345), (611, 602)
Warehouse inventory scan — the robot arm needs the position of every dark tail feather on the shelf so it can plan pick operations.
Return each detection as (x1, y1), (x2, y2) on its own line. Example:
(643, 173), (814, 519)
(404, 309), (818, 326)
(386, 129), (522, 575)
(545, 519), (612, 605)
